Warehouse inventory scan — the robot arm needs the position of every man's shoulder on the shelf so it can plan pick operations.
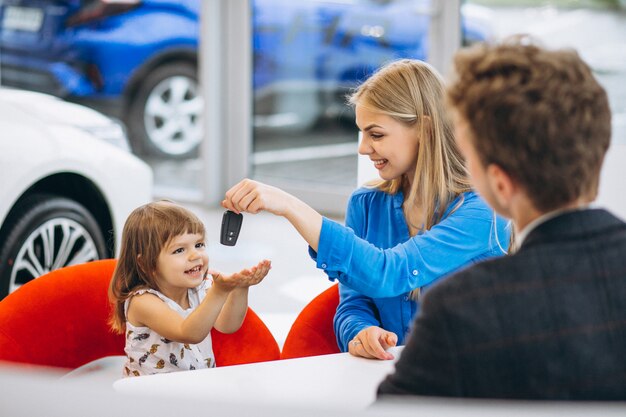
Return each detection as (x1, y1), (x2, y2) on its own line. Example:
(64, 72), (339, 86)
(424, 254), (522, 305)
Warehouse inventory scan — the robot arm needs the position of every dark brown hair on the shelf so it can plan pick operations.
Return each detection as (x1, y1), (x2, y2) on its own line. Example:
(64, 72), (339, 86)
(447, 37), (611, 212)
(108, 200), (205, 333)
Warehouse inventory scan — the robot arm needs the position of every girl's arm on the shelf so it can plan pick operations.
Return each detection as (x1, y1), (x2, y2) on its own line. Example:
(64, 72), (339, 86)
(128, 285), (231, 345)
(212, 260), (270, 333)
(128, 260), (271, 344)
(213, 288), (249, 334)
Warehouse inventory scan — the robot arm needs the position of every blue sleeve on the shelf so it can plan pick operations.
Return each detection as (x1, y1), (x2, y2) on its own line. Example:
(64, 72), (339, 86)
(334, 283), (381, 352)
(332, 197), (382, 352)
(313, 193), (509, 298)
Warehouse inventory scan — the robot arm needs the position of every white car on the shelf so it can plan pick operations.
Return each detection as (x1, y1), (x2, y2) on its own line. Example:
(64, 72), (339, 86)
(0, 88), (153, 299)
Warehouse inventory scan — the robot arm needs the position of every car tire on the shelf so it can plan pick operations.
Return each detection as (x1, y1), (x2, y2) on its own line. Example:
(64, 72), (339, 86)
(0, 195), (108, 298)
(127, 62), (203, 159)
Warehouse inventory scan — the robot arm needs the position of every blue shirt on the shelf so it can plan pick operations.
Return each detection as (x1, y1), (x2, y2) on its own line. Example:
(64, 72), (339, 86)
(309, 188), (510, 351)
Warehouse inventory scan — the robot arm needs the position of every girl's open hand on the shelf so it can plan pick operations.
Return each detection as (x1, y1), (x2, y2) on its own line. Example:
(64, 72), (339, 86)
(209, 259), (271, 292)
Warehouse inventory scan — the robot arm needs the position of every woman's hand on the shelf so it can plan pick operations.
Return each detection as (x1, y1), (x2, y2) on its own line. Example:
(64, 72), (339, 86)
(223, 179), (292, 216)
(348, 326), (398, 360)
(222, 178), (324, 251)
(209, 259), (271, 292)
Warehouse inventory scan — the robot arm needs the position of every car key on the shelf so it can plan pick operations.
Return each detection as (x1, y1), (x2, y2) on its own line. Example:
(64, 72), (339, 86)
(220, 210), (243, 246)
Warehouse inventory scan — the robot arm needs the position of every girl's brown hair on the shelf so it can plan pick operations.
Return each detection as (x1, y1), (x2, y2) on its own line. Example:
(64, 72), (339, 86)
(108, 200), (205, 333)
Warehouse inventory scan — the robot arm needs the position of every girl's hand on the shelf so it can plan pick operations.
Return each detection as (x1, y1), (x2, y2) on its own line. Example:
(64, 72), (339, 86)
(222, 179), (293, 217)
(209, 259), (271, 292)
(348, 326), (398, 360)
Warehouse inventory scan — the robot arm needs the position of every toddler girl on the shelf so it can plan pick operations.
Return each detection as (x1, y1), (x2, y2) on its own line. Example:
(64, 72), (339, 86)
(109, 200), (270, 376)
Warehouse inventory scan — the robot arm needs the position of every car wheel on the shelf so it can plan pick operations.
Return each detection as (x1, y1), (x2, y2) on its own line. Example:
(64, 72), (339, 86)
(0, 195), (108, 298)
(128, 62), (203, 159)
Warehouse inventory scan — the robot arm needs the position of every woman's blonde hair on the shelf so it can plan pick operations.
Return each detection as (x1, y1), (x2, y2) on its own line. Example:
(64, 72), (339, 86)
(349, 59), (471, 231)
(108, 200), (206, 333)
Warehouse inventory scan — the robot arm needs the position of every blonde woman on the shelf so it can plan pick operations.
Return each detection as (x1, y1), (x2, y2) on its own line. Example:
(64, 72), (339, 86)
(222, 59), (509, 360)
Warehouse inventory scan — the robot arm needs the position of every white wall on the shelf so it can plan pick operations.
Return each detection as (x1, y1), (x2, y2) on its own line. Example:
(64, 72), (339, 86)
(596, 143), (626, 220)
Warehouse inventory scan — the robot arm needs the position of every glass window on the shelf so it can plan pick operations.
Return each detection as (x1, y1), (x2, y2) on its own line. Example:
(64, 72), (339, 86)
(464, 0), (626, 146)
(0, 0), (204, 200)
(250, 0), (489, 204)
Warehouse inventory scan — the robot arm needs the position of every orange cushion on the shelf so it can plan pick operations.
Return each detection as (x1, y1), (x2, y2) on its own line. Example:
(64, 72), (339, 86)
(0, 259), (279, 370)
(0, 259), (123, 369)
(212, 309), (280, 366)
(280, 284), (340, 359)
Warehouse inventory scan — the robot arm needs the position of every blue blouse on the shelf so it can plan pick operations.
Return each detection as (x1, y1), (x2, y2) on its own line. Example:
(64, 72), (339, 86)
(309, 188), (510, 351)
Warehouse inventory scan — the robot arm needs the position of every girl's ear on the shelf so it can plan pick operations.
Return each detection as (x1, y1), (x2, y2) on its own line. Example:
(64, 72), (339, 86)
(136, 254), (149, 278)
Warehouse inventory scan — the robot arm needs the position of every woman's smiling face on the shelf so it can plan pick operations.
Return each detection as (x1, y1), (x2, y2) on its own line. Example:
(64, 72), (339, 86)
(356, 104), (420, 183)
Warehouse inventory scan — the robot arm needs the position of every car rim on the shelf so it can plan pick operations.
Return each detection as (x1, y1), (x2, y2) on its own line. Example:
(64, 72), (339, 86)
(144, 75), (203, 156)
(9, 218), (99, 294)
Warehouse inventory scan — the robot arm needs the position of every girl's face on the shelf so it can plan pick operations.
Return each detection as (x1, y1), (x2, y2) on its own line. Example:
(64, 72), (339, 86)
(355, 104), (420, 183)
(155, 232), (209, 293)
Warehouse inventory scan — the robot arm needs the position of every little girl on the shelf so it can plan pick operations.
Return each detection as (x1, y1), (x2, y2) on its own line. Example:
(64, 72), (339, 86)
(109, 200), (271, 377)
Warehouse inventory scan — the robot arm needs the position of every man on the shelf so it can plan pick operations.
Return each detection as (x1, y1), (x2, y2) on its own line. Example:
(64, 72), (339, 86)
(377, 38), (626, 400)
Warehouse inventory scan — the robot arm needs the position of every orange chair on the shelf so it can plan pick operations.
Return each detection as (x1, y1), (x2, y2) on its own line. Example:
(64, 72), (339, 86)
(280, 283), (340, 359)
(212, 308), (280, 367)
(0, 260), (279, 372)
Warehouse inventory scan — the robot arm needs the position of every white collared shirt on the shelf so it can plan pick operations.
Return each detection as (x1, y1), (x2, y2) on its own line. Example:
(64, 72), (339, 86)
(515, 205), (589, 249)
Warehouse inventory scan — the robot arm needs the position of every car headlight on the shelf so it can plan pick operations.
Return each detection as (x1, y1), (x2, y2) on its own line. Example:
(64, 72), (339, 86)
(80, 119), (132, 153)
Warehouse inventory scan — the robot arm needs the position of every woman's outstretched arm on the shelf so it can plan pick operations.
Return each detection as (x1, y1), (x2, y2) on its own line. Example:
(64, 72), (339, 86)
(222, 179), (323, 251)
(223, 180), (508, 298)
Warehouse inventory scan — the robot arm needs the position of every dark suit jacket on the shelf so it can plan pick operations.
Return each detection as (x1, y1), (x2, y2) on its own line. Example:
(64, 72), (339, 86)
(378, 209), (626, 400)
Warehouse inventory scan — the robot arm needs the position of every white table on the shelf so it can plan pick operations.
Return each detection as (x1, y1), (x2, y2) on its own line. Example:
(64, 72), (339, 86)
(114, 346), (403, 411)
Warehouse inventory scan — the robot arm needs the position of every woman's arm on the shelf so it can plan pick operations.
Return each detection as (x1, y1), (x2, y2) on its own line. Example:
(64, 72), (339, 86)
(334, 283), (381, 350)
(332, 198), (398, 360)
(332, 201), (381, 351)
(315, 194), (509, 298)
(224, 180), (508, 299)
(222, 179), (323, 251)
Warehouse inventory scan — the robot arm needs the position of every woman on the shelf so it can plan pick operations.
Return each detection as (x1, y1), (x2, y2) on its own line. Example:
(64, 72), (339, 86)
(222, 59), (510, 360)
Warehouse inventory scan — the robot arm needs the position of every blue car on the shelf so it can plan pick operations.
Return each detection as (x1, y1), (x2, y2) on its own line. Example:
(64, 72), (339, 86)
(0, 0), (492, 158)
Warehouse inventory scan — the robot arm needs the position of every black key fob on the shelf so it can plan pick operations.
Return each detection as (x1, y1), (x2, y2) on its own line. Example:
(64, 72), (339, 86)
(220, 210), (243, 246)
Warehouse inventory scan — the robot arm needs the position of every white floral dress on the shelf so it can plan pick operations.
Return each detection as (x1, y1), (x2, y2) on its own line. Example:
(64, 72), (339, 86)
(123, 280), (216, 377)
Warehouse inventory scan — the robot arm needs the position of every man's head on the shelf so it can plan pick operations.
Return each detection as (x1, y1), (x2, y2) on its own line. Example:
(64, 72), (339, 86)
(447, 38), (611, 217)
